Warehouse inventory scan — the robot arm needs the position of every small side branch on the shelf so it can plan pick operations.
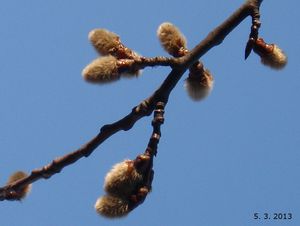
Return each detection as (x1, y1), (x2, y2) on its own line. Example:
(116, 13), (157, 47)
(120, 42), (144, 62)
(137, 56), (178, 68)
(128, 102), (165, 211)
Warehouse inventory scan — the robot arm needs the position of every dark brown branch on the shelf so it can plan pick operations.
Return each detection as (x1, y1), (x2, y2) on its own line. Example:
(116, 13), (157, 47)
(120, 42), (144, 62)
(117, 56), (179, 75)
(0, 0), (263, 201)
(128, 102), (165, 211)
(137, 56), (179, 68)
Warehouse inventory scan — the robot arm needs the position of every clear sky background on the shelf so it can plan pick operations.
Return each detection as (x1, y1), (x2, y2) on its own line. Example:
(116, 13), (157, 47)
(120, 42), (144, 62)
(0, 1), (299, 226)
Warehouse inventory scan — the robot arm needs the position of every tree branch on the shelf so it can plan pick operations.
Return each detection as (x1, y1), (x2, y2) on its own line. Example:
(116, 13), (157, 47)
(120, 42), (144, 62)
(0, 0), (263, 201)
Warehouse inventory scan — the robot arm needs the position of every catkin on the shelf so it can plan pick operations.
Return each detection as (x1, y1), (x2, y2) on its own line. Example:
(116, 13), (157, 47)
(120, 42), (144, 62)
(88, 29), (120, 56)
(95, 195), (129, 218)
(260, 44), (287, 70)
(185, 69), (214, 101)
(104, 160), (143, 198)
(157, 22), (187, 56)
(82, 56), (119, 83)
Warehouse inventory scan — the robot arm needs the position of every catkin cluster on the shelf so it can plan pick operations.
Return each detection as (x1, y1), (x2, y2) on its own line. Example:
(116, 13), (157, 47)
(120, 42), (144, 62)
(82, 29), (141, 84)
(95, 154), (152, 218)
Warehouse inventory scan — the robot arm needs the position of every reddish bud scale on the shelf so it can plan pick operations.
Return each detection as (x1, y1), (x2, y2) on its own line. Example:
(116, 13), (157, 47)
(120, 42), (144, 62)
(253, 38), (287, 70)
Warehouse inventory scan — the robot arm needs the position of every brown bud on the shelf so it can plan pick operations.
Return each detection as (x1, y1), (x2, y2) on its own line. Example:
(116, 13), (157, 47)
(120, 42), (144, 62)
(6, 171), (32, 200)
(133, 154), (151, 174)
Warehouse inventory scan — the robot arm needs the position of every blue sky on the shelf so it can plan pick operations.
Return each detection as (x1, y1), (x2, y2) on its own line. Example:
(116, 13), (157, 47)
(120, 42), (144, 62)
(0, 1), (299, 225)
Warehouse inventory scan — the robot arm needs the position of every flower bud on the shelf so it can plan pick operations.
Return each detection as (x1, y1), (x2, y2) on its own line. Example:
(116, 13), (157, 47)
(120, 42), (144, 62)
(157, 22), (187, 57)
(88, 29), (120, 56)
(94, 195), (129, 218)
(253, 38), (287, 70)
(6, 171), (32, 200)
(185, 69), (214, 101)
(104, 160), (143, 198)
(82, 55), (119, 83)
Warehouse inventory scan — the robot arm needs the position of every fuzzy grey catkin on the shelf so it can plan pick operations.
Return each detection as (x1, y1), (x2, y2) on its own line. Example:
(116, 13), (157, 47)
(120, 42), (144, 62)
(88, 29), (120, 56)
(82, 55), (119, 83)
(95, 195), (129, 218)
(104, 160), (143, 198)
(185, 69), (214, 101)
(6, 171), (32, 200)
(260, 44), (287, 70)
(157, 22), (187, 56)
